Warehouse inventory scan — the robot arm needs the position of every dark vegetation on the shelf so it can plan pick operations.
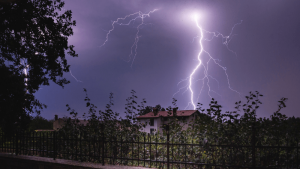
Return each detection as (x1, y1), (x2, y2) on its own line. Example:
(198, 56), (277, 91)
(27, 115), (53, 132)
(1, 0), (300, 168)
(45, 89), (299, 168)
(0, 0), (77, 136)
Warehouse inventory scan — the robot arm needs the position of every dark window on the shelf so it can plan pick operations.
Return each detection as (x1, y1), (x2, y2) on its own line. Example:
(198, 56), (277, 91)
(177, 116), (188, 121)
(150, 118), (154, 126)
(163, 117), (168, 121)
(150, 128), (155, 135)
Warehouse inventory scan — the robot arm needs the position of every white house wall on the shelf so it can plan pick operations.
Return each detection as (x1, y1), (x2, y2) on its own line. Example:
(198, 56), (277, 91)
(138, 118), (160, 134)
(138, 115), (196, 134)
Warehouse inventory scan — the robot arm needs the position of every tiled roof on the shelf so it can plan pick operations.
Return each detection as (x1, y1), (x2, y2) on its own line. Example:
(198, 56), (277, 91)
(136, 110), (197, 119)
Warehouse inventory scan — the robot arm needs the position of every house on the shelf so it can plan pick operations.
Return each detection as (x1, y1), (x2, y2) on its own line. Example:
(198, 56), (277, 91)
(136, 109), (200, 134)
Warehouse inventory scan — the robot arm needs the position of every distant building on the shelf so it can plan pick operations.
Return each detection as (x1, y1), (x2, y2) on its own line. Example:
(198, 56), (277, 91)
(52, 115), (124, 131)
(136, 109), (200, 134)
(53, 115), (89, 131)
(34, 129), (54, 132)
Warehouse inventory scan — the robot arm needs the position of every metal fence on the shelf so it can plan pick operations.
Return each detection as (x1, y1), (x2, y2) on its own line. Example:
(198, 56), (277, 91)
(1, 125), (300, 169)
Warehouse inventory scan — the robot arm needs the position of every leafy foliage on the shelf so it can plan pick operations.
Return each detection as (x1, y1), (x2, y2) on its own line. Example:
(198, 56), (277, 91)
(53, 90), (299, 168)
(27, 115), (53, 132)
(0, 0), (77, 135)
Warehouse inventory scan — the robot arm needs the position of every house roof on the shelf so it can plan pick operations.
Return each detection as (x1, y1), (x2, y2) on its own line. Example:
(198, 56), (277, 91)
(35, 129), (54, 132)
(136, 110), (198, 119)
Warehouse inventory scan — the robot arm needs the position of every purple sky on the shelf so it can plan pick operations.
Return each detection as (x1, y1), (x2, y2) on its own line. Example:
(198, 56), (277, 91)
(34, 0), (300, 120)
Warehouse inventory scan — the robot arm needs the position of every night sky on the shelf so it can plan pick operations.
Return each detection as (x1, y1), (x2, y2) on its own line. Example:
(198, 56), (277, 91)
(34, 0), (300, 120)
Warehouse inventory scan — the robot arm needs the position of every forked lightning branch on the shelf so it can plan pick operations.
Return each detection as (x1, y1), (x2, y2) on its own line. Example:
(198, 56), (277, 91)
(175, 14), (242, 110)
(100, 10), (242, 110)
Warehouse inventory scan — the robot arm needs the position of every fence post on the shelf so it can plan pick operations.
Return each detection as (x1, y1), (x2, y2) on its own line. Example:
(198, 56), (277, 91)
(252, 121), (255, 168)
(53, 131), (56, 160)
(16, 131), (18, 156)
(101, 124), (105, 166)
(166, 125), (170, 169)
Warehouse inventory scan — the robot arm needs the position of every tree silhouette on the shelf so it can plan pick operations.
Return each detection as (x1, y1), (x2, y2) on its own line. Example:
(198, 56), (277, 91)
(0, 0), (77, 135)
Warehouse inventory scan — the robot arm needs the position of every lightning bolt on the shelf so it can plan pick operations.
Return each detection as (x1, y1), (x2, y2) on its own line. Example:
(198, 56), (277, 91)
(69, 70), (82, 83)
(99, 9), (158, 67)
(175, 15), (242, 110)
(20, 59), (29, 93)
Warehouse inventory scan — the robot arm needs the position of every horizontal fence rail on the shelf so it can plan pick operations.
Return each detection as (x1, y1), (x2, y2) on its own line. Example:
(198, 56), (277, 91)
(1, 128), (300, 169)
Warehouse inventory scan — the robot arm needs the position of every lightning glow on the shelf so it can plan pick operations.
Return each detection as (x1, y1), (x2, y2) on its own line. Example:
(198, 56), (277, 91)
(21, 59), (29, 93)
(175, 14), (242, 110)
(100, 9), (158, 67)
(69, 70), (82, 83)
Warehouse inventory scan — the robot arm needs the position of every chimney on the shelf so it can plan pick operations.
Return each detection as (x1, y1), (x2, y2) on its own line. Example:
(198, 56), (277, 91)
(173, 108), (177, 116)
(55, 115), (58, 121)
(153, 108), (158, 116)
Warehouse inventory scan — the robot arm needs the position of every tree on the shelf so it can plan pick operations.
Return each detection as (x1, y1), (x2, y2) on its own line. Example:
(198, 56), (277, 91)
(27, 115), (53, 132)
(0, 64), (35, 135)
(0, 0), (77, 135)
(138, 106), (152, 116)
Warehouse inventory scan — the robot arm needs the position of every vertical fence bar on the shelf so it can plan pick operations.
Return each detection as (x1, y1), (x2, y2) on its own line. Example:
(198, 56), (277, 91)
(47, 132), (48, 157)
(20, 131), (22, 155)
(112, 136), (114, 164)
(72, 134), (74, 160)
(132, 136), (134, 166)
(252, 122), (256, 169)
(297, 138), (298, 169)
(75, 132), (78, 161)
(19, 131), (20, 154)
(34, 132), (36, 156)
(121, 135), (122, 165)
(23, 131), (25, 154)
(138, 136), (139, 167)
(101, 124), (105, 166)
(27, 132), (31, 155)
(25, 132), (27, 155)
(53, 132), (56, 160)
(1, 132), (3, 152)
(166, 125), (170, 169)
(156, 135), (158, 169)
(9, 132), (11, 154)
(67, 132), (69, 160)
(22, 131), (24, 154)
(39, 132), (41, 156)
(27, 132), (29, 155)
(42, 132), (45, 157)
(80, 131), (82, 161)
(94, 135), (96, 162)
(185, 135), (187, 169)
(89, 133), (91, 162)
(16, 131), (18, 156)
(144, 135), (146, 167)
(150, 134), (151, 168)
(286, 134), (288, 169)
(12, 132), (14, 154)
(98, 135), (100, 163)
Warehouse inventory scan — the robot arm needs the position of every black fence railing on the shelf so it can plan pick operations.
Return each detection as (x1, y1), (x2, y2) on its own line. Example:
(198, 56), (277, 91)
(0, 126), (300, 169)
